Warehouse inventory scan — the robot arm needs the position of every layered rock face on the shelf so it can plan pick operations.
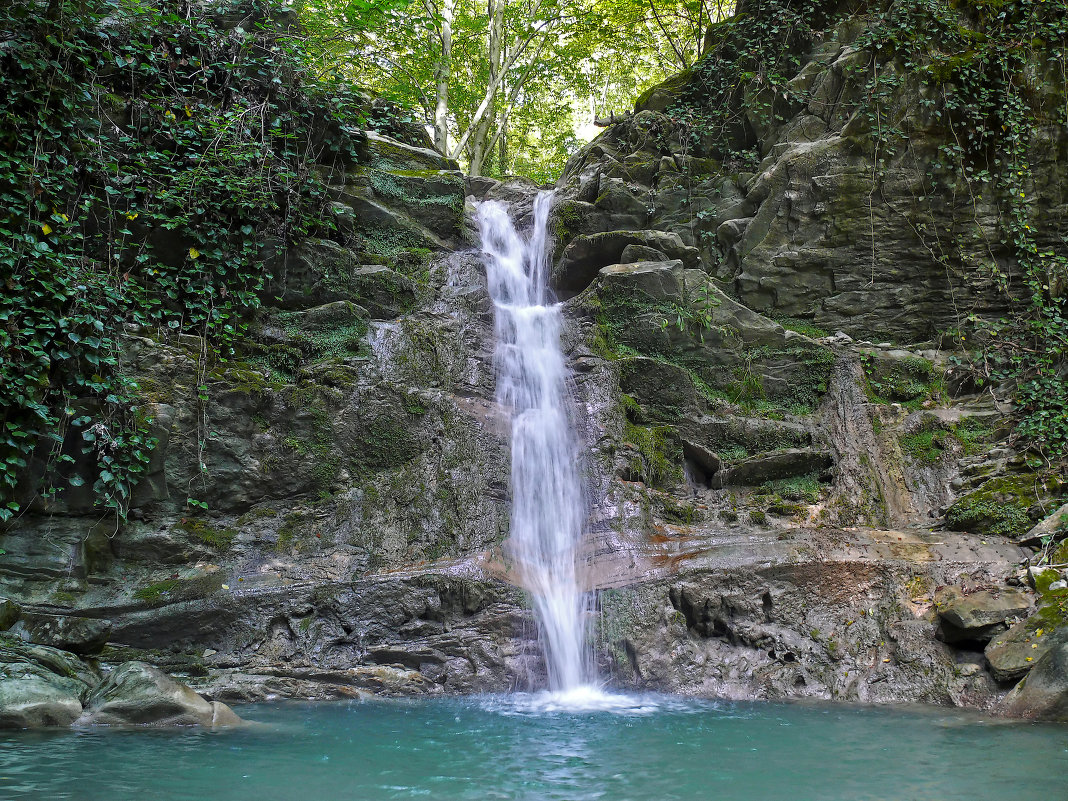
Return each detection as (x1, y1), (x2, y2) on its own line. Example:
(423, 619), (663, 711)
(553, 0), (1067, 342)
(548, 0), (1068, 717)
(2, 0), (1067, 724)
(1, 137), (542, 710)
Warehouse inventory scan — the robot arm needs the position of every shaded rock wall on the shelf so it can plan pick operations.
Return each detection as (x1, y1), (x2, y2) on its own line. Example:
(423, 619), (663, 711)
(2, 0), (1066, 721)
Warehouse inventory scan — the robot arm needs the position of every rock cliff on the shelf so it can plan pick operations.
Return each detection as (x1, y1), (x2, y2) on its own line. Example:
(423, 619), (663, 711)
(2, 0), (1067, 724)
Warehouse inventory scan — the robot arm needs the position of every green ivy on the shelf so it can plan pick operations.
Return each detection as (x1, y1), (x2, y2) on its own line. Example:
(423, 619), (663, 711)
(0, 0), (393, 520)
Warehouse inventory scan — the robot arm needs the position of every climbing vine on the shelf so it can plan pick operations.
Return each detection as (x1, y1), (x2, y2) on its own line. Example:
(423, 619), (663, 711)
(0, 0), (404, 521)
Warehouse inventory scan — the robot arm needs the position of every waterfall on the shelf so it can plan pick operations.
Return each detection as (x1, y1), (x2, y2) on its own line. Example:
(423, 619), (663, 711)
(477, 191), (593, 693)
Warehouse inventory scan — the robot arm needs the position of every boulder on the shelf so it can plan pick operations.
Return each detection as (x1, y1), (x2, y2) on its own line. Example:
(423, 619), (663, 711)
(0, 640), (97, 729)
(985, 619), (1059, 682)
(21, 613), (112, 656)
(554, 230), (699, 294)
(0, 662), (85, 728)
(598, 260), (686, 301)
(0, 599), (19, 631)
(1000, 630), (1068, 721)
(77, 662), (242, 727)
(1, 640), (100, 689)
(620, 244), (668, 263)
(268, 239), (414, 316)
(934, 587), (1032, 643)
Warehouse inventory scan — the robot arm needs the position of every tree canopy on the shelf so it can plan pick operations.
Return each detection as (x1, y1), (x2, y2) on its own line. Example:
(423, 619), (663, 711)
(299, 0), (732, 179)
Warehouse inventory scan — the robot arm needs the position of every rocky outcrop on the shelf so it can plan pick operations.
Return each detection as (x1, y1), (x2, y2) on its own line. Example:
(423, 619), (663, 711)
(553, 2), (1068, 343)
(544, 0), (1066, 719)
(0, 641), (94, 728)
(999, 630), (1068, 721)
(933, 587), (1031, 644)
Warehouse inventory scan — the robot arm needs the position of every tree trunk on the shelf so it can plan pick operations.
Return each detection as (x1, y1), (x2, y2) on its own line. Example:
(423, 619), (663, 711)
(497, 112), (508, 174)
(434, 0), (456, 153)
(465, 0), (505, 176)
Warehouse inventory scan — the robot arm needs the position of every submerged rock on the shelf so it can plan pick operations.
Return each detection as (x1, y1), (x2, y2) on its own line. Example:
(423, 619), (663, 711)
(0, 640), (97, 729)
(0, 640), (241, 729)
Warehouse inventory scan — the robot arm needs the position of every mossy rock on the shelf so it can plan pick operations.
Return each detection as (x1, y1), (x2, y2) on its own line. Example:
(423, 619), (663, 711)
(131, 573), (224, 604)
(861, 351), (944, 407)
(623, 421), (683, 488)
(900, 415), (992, 464)
(946, 474), (1063, 536)
(175, 518), (237, 550)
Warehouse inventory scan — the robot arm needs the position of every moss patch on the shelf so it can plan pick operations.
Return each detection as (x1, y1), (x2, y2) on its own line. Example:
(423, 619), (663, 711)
(761, 472), (822, 503)
(624, 421), (683, 488)
(861, 352), (946, 408)
(945, 473), (1061, 535)
(900, 416), (992, 464)
(176, 517), (237, 549)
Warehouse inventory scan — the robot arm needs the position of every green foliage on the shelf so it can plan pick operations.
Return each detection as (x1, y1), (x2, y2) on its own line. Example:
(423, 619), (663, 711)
(664, 0), (818, 166)
(302, 0), (733, 178)
(848, 0), (1068, 457)
(861, 353), (945, 408)
(761, 473), (822, 503)
(0, 0), (370, 520)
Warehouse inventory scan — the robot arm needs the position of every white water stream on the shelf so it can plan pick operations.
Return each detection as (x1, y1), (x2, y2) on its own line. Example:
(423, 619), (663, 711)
(477, 192), (598, 696)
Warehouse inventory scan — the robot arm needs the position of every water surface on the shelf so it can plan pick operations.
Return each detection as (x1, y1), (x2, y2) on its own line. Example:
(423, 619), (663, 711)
(2, 695), (1065, 800)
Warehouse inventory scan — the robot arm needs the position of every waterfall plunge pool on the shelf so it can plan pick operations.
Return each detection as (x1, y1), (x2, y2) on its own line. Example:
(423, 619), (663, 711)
(3, 694), (1065, 800)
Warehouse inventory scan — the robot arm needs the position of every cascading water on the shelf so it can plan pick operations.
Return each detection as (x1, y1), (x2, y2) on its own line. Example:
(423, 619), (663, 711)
(477, 191), (594, 695)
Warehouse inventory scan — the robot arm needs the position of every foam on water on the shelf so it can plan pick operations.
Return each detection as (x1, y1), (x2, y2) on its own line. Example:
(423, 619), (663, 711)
(480, 686), (686, 716)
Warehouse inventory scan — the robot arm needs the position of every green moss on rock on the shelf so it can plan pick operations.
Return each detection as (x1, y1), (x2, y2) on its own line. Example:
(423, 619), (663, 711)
(176, 517), (237, 549)
(623, 421), (683, 488)
(945, 474), (1053, 535)
(861, 352), (945, 407)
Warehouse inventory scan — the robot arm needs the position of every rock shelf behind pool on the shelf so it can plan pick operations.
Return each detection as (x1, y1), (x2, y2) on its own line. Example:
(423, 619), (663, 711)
(0, 641), (242, 729)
